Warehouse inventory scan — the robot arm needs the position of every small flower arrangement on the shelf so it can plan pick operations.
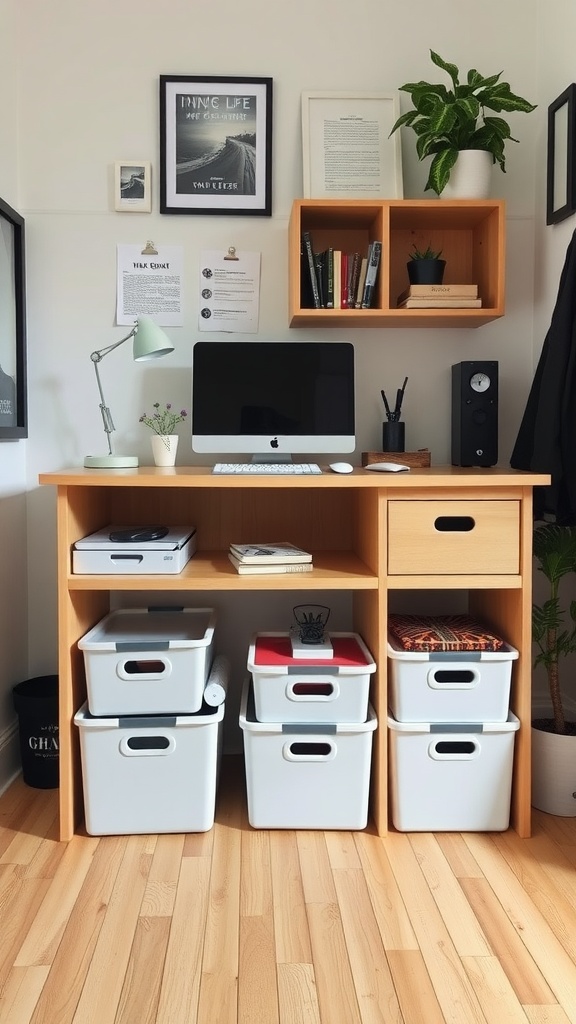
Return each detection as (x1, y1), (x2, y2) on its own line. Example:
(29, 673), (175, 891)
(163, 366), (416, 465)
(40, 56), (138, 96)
(139, 402), (188, 436)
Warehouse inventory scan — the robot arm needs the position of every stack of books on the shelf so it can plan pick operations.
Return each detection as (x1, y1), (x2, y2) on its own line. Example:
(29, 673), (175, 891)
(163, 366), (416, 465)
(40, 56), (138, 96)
(301, 232), (382, 310)
(396, 283), (481, 309)
(228, 541), (314, 575)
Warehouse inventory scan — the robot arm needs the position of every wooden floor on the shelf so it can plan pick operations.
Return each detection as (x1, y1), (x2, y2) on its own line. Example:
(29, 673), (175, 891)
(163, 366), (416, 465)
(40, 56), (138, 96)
(2, 758), (576, 1024)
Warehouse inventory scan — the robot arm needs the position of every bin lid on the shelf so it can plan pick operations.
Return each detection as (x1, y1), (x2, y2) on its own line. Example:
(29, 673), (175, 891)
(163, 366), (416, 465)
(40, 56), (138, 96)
(249, 633), (376, 672)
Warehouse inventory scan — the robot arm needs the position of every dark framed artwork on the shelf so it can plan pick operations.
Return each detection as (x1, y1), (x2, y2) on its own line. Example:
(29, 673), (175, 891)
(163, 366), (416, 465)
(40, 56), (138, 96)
(159, 75), (273, 216)
(0, 196), (27, 440)
(546, 84), (576, 225)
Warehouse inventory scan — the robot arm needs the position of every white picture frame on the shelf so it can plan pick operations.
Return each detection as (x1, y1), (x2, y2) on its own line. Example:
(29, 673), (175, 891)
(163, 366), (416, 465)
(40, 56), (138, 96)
(114, 161), (152, 212)
(302, 91), (403, 200)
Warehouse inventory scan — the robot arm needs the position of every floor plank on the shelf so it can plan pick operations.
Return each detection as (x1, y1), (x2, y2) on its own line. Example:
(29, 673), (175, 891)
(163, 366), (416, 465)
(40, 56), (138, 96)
(1, 768), (576, 1023)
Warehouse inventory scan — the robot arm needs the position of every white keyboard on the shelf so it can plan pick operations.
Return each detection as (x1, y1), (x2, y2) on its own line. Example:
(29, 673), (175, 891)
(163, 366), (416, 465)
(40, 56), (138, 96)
(212, 462), (322, 475)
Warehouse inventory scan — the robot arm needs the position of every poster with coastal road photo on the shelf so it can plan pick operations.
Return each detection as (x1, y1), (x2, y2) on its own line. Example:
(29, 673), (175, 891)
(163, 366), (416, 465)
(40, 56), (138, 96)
(159, 75), (272, 216)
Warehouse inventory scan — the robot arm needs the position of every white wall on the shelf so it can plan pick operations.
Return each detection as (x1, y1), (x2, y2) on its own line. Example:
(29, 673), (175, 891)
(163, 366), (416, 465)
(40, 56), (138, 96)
(9, 0), (576, 776)
(0, 0), (29, 788)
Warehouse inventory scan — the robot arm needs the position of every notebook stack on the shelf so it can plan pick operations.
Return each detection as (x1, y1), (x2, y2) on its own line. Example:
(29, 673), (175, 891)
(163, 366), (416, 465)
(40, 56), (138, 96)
(396, 283), (481, 308)
(228, 541), (313, 575)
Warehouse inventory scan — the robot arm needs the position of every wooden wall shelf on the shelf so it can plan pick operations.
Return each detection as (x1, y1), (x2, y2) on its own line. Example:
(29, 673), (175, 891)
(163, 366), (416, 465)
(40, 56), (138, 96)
(289, 198), (505, 328)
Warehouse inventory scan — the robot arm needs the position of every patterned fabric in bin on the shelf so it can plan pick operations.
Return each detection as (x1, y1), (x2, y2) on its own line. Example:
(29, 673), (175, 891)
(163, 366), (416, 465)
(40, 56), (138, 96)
(388, 614), (505, 653)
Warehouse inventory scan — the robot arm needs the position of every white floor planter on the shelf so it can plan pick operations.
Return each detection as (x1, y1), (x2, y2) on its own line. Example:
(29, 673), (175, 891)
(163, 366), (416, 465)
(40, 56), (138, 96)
(441, 150), (493, 200)
(531, 723), (576, 816)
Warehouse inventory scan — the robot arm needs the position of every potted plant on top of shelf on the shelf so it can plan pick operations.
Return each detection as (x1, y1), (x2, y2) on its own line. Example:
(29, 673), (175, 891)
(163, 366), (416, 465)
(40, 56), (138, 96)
(407, 242), (446, 284)
(531, 522), (576, 816)
(389, 50), (537, 197)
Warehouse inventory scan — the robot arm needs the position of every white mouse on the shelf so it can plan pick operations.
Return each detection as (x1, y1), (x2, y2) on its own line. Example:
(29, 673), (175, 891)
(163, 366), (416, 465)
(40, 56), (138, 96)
(364, 461), (411, 473)
(329, 462), (354, 474)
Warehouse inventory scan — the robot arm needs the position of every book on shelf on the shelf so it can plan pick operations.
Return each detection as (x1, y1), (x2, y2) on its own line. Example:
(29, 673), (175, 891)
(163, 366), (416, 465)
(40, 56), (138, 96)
(354, 256), (368, 308)
(228, 553), (314, 575)
(347, 252), (361, 309)
(340, 251), (349, 308)
(361, 241), (382, 308)
(398, 297), (482, 309)
(333, 250), (342, 309)
(229, 541), (313, 564)
(397, 282), (479, 305)
(301, 231), (321, 309)
(321, 247), (334, 308)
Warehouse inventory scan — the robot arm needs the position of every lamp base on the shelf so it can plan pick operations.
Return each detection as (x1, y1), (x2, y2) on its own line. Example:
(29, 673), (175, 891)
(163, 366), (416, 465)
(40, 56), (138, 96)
(84, 455), (139, 469)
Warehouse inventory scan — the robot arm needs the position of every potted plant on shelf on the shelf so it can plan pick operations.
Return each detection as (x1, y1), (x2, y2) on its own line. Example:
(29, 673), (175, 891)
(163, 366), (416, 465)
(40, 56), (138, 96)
(389, 50), (537, 197)
(140, 402), (187, 466)
(407, 242), (446, 285)
(531, 522), (576, 816)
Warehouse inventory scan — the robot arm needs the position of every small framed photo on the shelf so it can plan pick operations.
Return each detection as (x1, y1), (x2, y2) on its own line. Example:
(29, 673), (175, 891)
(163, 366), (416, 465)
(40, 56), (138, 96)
(302, 91), (403, 200)
(546, 84), (576, 225)
(159, 75), (273, 216)
(114, 161), (152, 212)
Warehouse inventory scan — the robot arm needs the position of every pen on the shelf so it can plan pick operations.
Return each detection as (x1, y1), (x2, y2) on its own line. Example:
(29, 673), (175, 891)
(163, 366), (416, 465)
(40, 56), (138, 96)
(380, 388), (392, 420)
(393, 377), (408, 420)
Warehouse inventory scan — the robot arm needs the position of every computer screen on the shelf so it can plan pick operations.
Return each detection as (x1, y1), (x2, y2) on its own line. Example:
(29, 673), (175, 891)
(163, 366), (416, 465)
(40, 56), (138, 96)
(192, 341), (355, 459)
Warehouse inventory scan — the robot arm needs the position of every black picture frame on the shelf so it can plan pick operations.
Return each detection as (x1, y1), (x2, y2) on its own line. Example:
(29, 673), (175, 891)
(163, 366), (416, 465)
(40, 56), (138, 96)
(0, 196), (27, 440)
(546, 84), (576, 225)
(159, 75), (273, 216)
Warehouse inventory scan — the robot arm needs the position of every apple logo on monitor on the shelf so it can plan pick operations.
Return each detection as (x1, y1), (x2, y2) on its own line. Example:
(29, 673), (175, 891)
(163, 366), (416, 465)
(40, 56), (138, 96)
(270, 438), (279, 449)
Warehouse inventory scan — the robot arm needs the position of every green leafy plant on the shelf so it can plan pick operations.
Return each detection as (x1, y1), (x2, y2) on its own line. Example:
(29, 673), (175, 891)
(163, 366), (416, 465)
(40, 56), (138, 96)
(532, 523), (576, 734)
(389, 50), (537, 195)
(409, 242), (443, 260)
(139, 402), (187, 436)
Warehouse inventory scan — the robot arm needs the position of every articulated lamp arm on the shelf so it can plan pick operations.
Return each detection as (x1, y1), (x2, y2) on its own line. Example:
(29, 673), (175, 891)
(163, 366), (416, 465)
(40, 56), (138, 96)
(89, 326), (137, 456)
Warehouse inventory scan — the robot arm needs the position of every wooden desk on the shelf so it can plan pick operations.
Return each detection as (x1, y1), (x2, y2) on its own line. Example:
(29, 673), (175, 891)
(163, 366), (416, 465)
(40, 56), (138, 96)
(39, 465), (548, 840)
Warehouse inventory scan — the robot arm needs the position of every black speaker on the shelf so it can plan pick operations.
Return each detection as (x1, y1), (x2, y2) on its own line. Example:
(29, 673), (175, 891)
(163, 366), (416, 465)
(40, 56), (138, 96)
(451, 361), (498, 467)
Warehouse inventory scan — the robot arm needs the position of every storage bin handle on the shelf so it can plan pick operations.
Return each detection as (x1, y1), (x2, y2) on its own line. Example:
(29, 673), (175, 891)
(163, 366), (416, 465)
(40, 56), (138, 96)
(116, 656), (172, 681)
(428, 737), (480, 761)
(427, 666), (480, 690)
(286, 680), (339, 702)
(119, 734), (176, 757)
(282, 738), (337, 762)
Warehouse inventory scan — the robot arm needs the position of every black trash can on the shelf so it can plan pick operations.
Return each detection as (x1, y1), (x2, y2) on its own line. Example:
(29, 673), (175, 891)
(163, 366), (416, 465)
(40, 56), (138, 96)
(12, 675), (59, 788)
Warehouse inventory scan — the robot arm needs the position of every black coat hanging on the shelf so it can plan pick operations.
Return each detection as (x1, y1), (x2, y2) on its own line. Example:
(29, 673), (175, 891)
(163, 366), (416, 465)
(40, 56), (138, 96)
(511, 229), (576, 524)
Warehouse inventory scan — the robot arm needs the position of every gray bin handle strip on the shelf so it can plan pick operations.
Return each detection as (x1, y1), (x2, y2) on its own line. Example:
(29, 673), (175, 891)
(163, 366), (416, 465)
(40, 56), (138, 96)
(282, 723), (336, 734)
(430, 723), (484, 733)
(119, 715), (177, 728)
(115, 641), (170, 652)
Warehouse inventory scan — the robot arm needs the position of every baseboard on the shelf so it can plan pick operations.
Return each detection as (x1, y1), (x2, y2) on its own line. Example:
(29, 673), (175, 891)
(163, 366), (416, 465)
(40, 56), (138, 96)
(0, 721), (21, 796)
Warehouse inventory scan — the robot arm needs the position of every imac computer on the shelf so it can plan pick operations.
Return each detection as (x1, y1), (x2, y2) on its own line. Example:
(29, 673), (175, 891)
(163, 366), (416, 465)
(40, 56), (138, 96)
(192, 341), (355, 461)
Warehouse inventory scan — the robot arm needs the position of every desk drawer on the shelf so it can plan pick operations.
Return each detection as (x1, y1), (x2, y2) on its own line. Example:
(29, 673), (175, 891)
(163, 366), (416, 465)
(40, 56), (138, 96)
(388, 500), (520, 575)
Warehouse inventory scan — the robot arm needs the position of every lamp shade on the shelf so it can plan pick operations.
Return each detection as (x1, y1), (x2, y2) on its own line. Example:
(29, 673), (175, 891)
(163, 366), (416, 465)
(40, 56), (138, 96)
(133, 316), (174, 361)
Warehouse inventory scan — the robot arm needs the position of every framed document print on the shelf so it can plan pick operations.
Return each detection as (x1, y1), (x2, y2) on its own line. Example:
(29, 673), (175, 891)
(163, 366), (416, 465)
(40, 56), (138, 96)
(160, 75), (273, 215)
(546, 84), (576, 225)
(0, 196), (27, 440)
(114, 161), (152, 212)
(302, 91), (403, 199)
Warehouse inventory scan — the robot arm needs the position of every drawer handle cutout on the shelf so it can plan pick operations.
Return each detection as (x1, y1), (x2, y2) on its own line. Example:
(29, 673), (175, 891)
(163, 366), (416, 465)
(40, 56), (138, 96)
(434, 516), (475, 532)
(291, 682), (334, 697)
(434, 740), (476, 755)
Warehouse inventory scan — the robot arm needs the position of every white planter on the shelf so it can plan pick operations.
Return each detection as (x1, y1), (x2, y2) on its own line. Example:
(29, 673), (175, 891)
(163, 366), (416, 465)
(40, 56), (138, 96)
(531, 723), (576, 816)
(441, 150), (493, 200)
(150, 434), (178, 467)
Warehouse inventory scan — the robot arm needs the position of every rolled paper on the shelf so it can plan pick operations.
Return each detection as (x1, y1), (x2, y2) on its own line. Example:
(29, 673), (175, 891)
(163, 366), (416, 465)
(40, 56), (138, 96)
(203, 654), (230, 706)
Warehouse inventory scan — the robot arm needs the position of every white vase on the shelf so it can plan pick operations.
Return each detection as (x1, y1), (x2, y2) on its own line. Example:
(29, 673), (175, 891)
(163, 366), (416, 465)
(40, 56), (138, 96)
(441, 150), (493, 200)
(150, 434), (178, 467)
(531, 723), (576, 816)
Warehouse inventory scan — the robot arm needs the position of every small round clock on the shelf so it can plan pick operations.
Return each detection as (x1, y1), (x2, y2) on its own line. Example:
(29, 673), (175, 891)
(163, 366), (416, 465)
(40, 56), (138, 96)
(470, 370), (491, 393)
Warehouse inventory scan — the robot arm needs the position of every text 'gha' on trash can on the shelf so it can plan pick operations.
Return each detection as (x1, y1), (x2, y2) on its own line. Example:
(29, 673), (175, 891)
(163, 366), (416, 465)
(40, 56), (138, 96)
(12, 675), (59, 789)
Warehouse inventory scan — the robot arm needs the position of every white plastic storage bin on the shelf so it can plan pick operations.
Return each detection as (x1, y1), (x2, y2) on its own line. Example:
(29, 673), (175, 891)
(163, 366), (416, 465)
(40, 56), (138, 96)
(78, 607), (216, 716)
(247, 632), (376, 723)
(387, 635), (518, 723)
(74, 701), (224, 835)
(239, 678), (377, 829)
(387, 712), (520, 831)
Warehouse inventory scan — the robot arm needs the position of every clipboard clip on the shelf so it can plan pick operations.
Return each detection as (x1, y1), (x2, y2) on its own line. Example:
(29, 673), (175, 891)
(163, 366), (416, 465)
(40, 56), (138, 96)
(223, 246), (239, 261)
(141, 240), (158, 255)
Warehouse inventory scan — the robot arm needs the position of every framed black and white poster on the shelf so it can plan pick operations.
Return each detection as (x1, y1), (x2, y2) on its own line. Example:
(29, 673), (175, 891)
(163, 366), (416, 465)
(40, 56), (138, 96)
(0, 196), (27, 440)
(159, 75), (273, 216)
(546, 84), (576, 225)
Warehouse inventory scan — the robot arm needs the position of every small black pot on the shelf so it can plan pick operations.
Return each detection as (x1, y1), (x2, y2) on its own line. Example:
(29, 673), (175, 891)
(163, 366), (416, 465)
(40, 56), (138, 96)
(407, 259), (446, 285)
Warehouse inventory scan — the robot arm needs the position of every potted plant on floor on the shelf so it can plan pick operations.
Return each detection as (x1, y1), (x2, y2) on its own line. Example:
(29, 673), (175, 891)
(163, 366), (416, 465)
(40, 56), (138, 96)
(407, 242), (446, 285)
(531, 522), (576, 815)
(389, 50), (537, 197)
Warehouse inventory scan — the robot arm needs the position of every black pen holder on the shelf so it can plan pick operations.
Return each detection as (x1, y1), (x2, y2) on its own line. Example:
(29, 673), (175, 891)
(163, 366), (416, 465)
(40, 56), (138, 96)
(382, 421), (405, 453)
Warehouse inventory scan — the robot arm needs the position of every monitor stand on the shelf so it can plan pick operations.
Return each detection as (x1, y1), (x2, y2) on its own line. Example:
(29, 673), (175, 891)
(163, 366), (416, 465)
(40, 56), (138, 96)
(250, 453), (294, 464)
